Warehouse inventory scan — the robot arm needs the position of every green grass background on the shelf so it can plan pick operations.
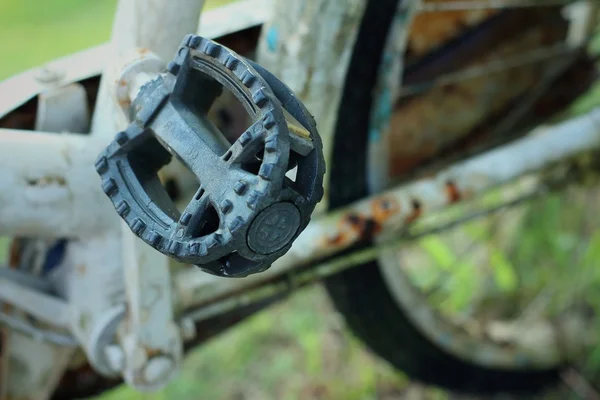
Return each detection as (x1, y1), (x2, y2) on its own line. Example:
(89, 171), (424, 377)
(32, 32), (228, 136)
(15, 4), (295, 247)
(2, 1), (600, 399)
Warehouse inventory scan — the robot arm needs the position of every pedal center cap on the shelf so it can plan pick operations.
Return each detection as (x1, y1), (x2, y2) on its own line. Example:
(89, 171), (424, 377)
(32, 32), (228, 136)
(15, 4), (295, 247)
(247, 202), (301, 255)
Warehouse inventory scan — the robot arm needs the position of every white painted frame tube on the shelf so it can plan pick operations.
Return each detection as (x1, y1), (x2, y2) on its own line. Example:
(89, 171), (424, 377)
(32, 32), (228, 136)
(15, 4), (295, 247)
(0, 130), (114, 237)
(90, 0), (206, 138)
(2, 108), (600, 262)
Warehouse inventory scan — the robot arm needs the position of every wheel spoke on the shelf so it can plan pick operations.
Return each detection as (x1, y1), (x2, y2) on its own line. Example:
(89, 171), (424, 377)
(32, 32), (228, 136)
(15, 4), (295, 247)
(399, 43), (573, 98)
(419, 0), (580, 12)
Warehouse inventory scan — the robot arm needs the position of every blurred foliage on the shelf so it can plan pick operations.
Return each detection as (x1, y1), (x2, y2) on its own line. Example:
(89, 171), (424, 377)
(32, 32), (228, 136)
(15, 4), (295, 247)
(2, 1), (600, 399)
(0, 0), (117, 80)
(0, 0), (235, 80)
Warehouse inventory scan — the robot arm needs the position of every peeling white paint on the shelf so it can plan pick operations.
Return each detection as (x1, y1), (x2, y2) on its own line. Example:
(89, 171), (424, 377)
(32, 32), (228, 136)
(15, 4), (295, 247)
(0, 130), (116, 237)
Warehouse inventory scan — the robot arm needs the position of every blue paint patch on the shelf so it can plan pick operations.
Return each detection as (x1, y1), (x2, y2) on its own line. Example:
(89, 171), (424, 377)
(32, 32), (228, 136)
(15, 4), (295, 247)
(266, 26), (279, 53)
(375, 87), (393, 122)
(369, 128), (381, 142)
(42, 239), (67, 275)
(369, 87), (393, 142)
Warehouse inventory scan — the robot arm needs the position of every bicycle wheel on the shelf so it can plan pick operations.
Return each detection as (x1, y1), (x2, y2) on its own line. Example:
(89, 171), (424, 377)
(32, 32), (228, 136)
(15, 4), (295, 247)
(325, 0), (598, 395)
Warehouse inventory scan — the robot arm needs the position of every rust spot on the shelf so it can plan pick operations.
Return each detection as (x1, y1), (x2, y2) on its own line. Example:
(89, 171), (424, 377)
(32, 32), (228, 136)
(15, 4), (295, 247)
(8, 240), (22, 268)
(138, 48), (150, 55)
(118, 98), (131, 109)
(445, 180), (461, 203)
(409, 8), (496, 56)
(145, 347), (163, 358)
(1, 302), (12, 314)
(326, 233), (346, 246)
(326, 213), (364, 246)
(346, 213), (363, 228)
(118, 79), (128, 87)
(389, 154), (429, 177)
(325, 212), (383, 247)
(405, 199), (422, 224)
(27, 176), (67, 186)
(76, 264), (87, 275)
(372, 196), (401, 230)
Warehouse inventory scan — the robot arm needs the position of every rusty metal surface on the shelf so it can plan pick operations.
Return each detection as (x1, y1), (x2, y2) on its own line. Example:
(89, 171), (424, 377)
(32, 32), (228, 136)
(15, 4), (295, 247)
(386, 7), (572, 179)
(174, 107), (600, 315)
(406, 50), (597, 182)
(317, 107), (600, 260)
(410, 1), (496, 57)
(172, 107), (600, 373)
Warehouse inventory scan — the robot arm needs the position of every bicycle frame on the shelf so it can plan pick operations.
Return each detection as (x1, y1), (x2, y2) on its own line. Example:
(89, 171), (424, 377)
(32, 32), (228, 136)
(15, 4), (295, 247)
(0, 0), (599, 398)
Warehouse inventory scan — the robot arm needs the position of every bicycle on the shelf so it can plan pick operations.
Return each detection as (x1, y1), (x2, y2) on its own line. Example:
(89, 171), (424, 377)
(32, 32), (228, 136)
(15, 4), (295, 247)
(1, 0), (600, 398)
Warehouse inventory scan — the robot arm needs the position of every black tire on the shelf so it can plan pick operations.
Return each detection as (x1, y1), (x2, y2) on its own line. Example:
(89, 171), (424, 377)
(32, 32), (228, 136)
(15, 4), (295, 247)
(324, 0), (562, 395)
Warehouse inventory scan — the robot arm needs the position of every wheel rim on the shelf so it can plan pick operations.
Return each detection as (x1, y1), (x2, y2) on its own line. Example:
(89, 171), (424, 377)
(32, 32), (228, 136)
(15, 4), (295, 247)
(367, 1), (597, 371)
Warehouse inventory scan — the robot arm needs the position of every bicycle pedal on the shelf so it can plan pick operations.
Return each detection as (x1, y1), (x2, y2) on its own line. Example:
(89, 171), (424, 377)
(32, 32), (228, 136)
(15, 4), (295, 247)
(95, 35), (325, 277)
